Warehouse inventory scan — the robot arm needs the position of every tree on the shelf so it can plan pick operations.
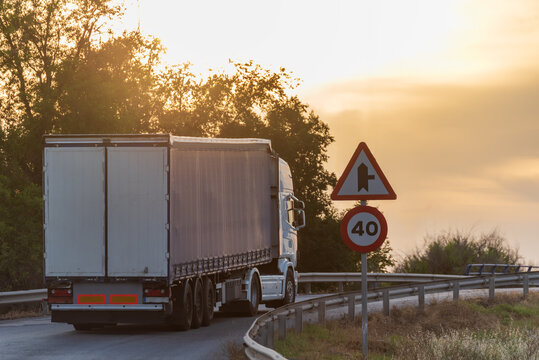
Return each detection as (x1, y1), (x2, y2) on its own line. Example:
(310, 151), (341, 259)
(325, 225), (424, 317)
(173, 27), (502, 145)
(0, 175), (42, 291)
(0, 0), (122, 184)
(56, 32), (163, 134)
(396, 230), (521, 275)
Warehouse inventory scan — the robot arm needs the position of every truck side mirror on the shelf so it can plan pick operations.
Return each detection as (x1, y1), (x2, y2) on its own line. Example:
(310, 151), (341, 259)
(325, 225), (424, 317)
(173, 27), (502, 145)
(286, 194), (306, 230)
(294, 209), (306, 230)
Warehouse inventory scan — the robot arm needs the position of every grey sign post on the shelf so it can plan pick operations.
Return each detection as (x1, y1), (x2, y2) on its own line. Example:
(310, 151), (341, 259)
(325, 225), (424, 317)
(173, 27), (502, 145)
(360, 200), (368, 356)
(361, 251), (368, 357)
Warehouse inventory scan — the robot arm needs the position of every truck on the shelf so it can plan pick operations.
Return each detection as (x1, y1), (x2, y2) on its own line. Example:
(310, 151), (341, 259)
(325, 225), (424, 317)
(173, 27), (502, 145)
(43, 134), (305, 330)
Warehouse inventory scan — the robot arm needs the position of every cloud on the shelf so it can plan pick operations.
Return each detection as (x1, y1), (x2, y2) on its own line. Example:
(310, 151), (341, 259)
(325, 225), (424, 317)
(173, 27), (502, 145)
(306, 67), (539, 264)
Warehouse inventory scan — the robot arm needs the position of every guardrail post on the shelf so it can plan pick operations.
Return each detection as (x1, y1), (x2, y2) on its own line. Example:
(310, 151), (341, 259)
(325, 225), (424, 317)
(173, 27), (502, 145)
(489, 276), (495, 301)
(338, 282), (344, 292)
(453, 281), (460, 302)
(318, 300), (326, 326)
(418, 285), (425, 311)
(41, 299), (50, 315)
(523, 274), (529, 297)
(266, 321), (274, 349)
(348, 295), (355, 320)
(383, 289), (389, 316)
(278, 314), (287, 340)
(305, 283), (311, 294)
(258, 323), (267, 346)
(295, 307), (303, 333)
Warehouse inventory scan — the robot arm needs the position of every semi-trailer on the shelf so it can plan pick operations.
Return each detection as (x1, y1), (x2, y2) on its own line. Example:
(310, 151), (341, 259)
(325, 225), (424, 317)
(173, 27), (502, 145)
(43, 134), (305, 330)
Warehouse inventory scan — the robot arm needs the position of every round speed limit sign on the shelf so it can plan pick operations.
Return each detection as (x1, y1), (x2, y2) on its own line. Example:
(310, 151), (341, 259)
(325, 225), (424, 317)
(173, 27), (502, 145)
(340, 206), (388, 253)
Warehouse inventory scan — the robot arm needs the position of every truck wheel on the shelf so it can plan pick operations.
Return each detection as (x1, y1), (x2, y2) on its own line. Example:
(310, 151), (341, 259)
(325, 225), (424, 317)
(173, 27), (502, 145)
(282, 270), (296, 305)
(202, 277), (215, 326)
(191, 278), (204, 329)
(170, 281), (193, 331)
(243, 274), (261, 317)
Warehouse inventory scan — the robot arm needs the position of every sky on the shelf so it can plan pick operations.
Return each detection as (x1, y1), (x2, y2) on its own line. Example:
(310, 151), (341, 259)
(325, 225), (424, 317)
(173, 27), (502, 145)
(121, 0), (539, 265)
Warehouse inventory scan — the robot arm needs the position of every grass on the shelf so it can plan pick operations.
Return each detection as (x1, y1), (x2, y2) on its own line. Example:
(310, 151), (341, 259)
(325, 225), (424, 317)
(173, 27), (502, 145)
(0, 303), (44, 320)
(270, 292), (539, 360)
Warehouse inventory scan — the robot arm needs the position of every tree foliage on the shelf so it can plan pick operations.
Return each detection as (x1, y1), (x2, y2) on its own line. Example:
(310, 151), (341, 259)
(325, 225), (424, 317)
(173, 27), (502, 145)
(0, 0), (122, 184)
(396, 230), (521, 275)
(56, 32), (163, 134)
(0, 175), (42, 291)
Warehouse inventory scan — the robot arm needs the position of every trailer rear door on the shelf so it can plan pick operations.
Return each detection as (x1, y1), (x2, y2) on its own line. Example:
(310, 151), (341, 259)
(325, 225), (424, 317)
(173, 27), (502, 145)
(106, 147), (169, 277)
(44, 147), (106, 277)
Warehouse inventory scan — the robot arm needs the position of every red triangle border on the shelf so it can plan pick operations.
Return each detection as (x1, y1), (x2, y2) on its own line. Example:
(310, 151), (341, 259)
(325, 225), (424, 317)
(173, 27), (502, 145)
(331, 142), (397, 200)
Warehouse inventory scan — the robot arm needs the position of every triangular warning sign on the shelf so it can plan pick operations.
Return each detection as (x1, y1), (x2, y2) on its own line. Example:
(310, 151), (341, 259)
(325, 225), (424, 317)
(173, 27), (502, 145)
(331, 142), (397, 200)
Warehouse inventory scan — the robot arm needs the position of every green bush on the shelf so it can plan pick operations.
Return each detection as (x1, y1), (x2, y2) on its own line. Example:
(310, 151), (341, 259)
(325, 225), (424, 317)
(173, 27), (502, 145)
(0, 175), (43, 291)
(396, 230), (520, 275)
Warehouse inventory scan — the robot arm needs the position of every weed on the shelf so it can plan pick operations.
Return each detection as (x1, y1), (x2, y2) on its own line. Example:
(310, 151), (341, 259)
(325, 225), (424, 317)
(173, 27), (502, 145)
(395, 327), (539, 360)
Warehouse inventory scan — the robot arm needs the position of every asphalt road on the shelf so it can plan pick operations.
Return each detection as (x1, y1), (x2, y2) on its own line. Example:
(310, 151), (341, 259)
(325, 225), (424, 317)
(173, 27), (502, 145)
(0, 312), (254, 360)
(1, 290), (534, 360)
(0, 299), (322, 360)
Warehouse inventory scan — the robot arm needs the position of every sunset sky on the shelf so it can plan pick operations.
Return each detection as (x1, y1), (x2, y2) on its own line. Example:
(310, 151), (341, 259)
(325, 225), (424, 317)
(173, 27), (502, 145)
(122, 0), (539, 264)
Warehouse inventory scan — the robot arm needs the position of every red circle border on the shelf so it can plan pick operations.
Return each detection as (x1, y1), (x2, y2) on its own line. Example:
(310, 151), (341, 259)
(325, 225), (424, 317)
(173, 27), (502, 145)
(340, 206), (388, 253)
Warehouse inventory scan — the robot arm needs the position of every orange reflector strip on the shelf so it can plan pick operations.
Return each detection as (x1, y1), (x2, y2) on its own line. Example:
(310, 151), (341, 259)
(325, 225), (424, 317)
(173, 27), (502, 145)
(78, 294), (105, 304)
(110, 294), (138, 304)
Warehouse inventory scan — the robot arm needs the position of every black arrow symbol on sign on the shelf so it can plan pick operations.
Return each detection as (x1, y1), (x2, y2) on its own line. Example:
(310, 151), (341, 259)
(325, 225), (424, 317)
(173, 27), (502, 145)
(357, 163), (375, 191)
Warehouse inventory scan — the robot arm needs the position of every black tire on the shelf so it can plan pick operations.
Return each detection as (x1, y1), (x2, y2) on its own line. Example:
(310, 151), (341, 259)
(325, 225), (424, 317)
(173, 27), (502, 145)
(73, 323), (93, 331)
(243, 274), (261, 317)
(201, 277), (215, 326)
(191, 278), (204, 329)
(170, 281), (193, 331)
(282, 270), (296, 305)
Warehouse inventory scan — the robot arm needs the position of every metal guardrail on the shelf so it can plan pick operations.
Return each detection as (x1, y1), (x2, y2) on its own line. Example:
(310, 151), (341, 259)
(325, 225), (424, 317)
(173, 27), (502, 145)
(0, 289), (47, 306)
(243, 271), (539, 360)
(465, 263), (539, 275)
(0, 270), (533, 307)
(298, 272), (469, 293)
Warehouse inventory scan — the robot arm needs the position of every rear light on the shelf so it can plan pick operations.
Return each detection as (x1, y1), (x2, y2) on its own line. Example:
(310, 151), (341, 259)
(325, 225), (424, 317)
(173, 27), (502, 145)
(51, 289), (72, 296)
(48, 287), (73, 304)
(143, 287), (169, 303)
(144, 288), (168, 297)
